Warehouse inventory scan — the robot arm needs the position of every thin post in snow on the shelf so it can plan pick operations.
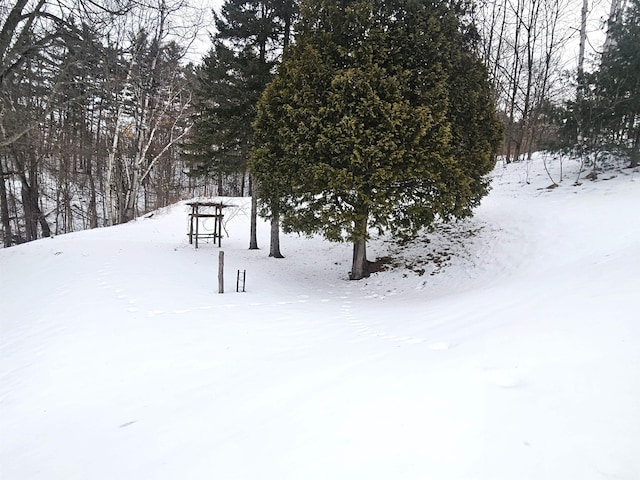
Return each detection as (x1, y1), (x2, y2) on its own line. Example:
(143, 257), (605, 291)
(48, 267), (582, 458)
(236, 269), (246, 293)
(218, 251), (224, 294)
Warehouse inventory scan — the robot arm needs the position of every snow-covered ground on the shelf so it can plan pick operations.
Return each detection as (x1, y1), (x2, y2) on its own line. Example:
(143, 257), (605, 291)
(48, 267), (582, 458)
(1, 154), (639, 480)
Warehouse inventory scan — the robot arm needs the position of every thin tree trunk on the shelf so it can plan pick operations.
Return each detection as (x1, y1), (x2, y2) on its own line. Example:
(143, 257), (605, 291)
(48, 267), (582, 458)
(249, 175), (258, 249)
(122, 165), (139, 223)
(106, 58), (135, 225)
(603, 0), (622, 53)
(106, 110), (124, 225)
(269, 200), (283, 258)
(0, 156), (12, 246)
(577, 0), (588, 85)
(506, 0), (525, 164)
(88, 162), (98, 228)
(575, 0), (589, 146)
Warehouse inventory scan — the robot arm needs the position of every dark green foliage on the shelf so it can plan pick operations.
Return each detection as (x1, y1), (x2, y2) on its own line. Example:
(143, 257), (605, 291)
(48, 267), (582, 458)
(183, 0), (286, 181)
(252, 0), (502, 278)
(599, 0), (640, 166)
(184, 40), (268, 178)
(555, 0), (640, 167)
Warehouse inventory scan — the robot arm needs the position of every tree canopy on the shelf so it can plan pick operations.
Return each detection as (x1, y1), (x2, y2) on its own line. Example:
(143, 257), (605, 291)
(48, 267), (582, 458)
(252, 0), (502, 280)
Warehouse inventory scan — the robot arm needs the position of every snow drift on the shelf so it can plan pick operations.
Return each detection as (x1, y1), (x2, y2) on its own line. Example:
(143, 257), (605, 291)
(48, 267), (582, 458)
(1, 154), (639, 480)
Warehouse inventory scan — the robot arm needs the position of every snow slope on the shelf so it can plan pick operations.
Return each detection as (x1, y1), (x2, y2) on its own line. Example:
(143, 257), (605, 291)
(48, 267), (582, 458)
(1, 155), (639, 480)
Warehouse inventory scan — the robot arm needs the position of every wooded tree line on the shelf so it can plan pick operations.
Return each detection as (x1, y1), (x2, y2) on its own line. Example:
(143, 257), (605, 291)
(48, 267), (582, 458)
(558, 0), (640, 169)
(0, 0), (213, 247)
(476, 0), (577, 163)
(476, 0), (639, 167)
(2, 0), (637, 251)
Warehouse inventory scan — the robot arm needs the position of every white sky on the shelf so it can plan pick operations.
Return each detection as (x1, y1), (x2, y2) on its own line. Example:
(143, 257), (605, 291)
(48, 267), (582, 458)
(184, 0), (224, 62)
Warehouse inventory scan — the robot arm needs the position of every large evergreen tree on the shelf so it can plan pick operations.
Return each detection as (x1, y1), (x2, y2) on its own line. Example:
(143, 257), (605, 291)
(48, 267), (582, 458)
(252, 0), (502, 280)
(185, 0), (296, 251)
(185, 0), (277, 181)
(186, 41), (264, 181)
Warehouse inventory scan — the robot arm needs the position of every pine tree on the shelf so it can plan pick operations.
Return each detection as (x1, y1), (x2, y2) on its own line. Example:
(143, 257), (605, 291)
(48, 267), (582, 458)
(184, 0), (276, 182)
(186, 41), (261, 181)
(252, 0), (502, 280)
(598, 0), (640, 167)
(185, 0), (297, 251)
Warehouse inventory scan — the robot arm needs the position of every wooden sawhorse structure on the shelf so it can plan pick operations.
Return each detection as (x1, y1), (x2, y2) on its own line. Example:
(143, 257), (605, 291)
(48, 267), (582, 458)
(187, 201), (226, 248)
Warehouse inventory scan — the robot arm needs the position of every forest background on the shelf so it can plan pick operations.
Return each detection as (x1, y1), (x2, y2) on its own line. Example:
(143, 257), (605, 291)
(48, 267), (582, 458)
(1, 0), (637, 248)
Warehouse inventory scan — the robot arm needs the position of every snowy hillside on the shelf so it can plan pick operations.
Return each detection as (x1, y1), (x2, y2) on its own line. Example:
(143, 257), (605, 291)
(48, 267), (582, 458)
(1, 154), (639, 480)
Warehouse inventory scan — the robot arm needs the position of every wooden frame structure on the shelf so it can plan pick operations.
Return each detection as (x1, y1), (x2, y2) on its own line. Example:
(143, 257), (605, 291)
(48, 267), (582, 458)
(187, 201), (228, 248)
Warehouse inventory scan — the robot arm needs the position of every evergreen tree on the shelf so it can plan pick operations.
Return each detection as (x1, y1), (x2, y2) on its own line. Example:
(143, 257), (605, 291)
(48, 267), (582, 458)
(185, 0), (277, 183)
(186, 41), (263, 181)
(252, 0), (502, 280)
(185, 0), (297, 251)
(598, 0), (640, 167)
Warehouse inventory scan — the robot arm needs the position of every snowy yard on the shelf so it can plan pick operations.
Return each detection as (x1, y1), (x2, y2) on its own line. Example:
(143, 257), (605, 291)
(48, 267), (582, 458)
(1, 155), (639, 479)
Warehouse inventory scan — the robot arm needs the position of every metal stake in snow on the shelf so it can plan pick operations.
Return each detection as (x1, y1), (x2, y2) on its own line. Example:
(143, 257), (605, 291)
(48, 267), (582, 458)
(218, 251), (224, 294)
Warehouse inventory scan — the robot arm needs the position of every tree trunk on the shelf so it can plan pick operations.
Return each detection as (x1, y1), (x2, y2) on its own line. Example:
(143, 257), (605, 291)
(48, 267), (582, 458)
(122, 164), (140, 223)
(269, 200), (283, 258)
(350, 238), (369, 280)
(0, 157), (12, 246)
(577, 0), (588, 85)
(19, 173), (50, 241)
(106, 58), (135, 226)
(87, 159), (98, 229)
(576, 0), (589, 144)
(350, 211), (369, 280)
(603, 0), (622, 53)
(106, 118), (123, 225)
(249, 175), (258, 250)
